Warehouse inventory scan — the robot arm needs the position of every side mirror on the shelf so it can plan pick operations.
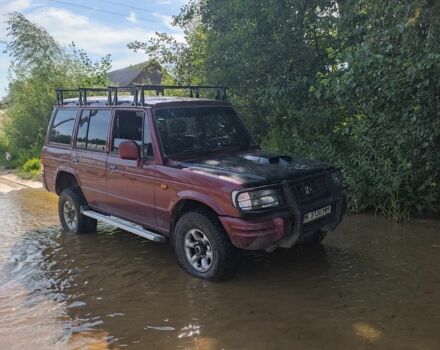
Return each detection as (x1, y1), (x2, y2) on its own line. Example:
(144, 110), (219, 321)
(119, 140), (140, 165)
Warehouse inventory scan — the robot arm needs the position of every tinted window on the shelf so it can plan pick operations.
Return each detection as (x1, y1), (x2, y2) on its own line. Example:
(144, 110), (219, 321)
(76, 110), (89, 149)
(76, 109), (111, 151)
(49, 109), (77, 144)
(154, 107), (255, 156)
(111, 111), (154, 158)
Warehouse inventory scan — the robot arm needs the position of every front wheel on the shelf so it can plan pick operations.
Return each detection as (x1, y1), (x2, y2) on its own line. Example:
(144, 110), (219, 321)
(173, 210), (237, 281)
(58, 188), (97, 234)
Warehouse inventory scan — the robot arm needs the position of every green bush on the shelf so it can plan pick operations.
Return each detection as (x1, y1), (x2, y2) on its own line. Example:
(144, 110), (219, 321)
(21, 158), (40, 172)
(17, 157), (41, 181)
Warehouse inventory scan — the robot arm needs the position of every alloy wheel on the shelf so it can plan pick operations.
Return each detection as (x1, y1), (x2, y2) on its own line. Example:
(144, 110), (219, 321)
(63, 200), (78, 231)
(184, 228), (214, 272)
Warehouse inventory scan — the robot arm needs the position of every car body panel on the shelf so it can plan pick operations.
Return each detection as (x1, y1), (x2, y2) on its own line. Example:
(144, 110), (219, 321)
(106, 154), (158, 228)
(72, 149), (108, 209)
(152, 163), (240, 232)
(179, 151), (332, 186)
(41, 145), (74, 193)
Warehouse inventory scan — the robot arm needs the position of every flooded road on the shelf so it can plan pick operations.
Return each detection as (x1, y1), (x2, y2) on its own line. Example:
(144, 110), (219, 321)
(0, 188), (439, 349)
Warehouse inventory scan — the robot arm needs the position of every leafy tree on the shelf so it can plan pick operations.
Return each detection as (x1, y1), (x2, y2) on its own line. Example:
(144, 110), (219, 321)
(130, 0), (339, 139)
(130, 0), (440, 219)
(1, 12), (111, 161)
(324, 0), (440, 217)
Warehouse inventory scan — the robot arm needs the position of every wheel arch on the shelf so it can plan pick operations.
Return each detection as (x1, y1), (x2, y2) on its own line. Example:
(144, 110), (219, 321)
(170, 198), (221, 234)
(55, 170), (81, 195)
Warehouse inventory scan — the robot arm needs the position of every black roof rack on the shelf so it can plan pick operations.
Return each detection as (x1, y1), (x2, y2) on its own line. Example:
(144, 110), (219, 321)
(55, 85), (227, 107)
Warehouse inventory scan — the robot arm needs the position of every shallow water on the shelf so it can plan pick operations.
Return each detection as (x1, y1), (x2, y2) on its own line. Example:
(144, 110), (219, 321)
(0, 188), (439, 349)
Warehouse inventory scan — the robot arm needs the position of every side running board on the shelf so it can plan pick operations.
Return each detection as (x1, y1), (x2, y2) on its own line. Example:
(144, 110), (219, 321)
(81, 208), (166, 242)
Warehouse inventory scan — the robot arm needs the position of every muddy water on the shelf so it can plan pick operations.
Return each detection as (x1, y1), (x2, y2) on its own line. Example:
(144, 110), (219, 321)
(0, 189), (439, 349)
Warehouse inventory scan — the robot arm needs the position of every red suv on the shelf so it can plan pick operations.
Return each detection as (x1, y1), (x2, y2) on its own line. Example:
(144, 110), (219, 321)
(41, 85), (346, 280)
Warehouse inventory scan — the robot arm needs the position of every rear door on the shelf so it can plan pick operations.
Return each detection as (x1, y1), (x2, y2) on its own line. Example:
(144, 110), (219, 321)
(106, 109), (157, 228)
(72, 108), (112, 210)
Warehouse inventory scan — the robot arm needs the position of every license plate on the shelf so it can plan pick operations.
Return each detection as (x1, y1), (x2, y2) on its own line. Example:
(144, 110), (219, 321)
(303, 205), (332, 224)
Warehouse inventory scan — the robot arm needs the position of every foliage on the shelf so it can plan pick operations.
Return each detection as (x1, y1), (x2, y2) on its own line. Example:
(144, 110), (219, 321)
(318, 0), (440, 218)
(18, 157), (41, 181)
(130, 0), (440, 219)
(129, 33), (197, 85)
(2, 13), (111, 163)
(21, 157), (40, 172)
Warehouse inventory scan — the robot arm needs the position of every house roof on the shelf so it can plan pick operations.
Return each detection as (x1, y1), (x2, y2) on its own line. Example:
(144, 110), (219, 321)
(108, 63), (145, 86)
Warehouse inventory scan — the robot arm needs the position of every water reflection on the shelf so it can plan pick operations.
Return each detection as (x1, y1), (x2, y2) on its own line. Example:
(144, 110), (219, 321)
(0, 189), (439, 349)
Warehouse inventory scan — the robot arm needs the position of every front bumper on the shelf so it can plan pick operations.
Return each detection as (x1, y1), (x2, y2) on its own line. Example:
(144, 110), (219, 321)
(220, 176), (346, 250)
(219, 211), (292, 250)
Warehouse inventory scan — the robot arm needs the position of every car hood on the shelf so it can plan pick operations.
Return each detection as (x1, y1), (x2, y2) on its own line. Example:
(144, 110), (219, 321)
(179, 151), (332, 186)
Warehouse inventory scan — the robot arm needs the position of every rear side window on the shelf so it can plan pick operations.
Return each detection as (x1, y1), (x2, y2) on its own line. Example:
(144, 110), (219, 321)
(76, 109), (111, 151)
(49, 109), (77, 144)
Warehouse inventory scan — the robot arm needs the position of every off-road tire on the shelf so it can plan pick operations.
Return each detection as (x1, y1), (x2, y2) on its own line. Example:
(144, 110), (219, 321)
(58, 188), (97, 234)
(173, 210), (237, 281)
(297, 230), (327, 245)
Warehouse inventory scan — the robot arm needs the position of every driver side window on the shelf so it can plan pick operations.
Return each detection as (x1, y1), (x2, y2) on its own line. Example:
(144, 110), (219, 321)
(111, 110), (154, 159)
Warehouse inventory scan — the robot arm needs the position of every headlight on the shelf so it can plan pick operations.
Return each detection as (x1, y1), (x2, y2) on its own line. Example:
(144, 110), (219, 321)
(330, 170), (344, 187)
(232, 188), (280, 211)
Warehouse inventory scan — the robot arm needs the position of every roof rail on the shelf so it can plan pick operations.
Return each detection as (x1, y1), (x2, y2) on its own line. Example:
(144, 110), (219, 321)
(55, 85), (227, 107)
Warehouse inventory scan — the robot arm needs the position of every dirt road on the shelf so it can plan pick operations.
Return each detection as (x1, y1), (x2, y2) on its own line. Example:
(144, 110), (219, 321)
(0, 170), (42, 193)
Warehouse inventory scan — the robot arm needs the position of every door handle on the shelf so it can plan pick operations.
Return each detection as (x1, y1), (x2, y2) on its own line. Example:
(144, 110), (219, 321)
(108, 165), (117, 172)
(72, 158), (79, 164)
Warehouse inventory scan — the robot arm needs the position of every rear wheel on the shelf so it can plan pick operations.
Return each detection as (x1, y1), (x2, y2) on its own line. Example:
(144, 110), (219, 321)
(58, 188), (97, 234)
(297, 230), (327, 245)
(173, 210), (237, 281)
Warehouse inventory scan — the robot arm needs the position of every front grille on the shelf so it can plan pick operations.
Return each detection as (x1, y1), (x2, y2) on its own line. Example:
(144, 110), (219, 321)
(290, 174), (328, 204)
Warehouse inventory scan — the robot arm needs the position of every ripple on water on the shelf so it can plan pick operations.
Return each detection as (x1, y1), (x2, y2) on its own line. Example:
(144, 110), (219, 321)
(1, 190), (440, 349)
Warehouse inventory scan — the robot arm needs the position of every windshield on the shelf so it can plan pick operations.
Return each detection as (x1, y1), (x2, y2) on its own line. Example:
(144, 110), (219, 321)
(154, 106), (256, 156)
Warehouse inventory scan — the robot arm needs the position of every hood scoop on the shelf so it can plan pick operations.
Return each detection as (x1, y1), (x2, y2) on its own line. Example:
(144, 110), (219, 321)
(241, 154), (293, 165)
